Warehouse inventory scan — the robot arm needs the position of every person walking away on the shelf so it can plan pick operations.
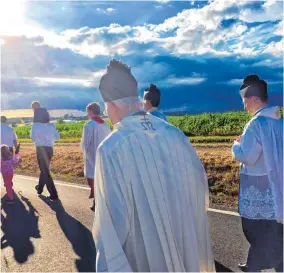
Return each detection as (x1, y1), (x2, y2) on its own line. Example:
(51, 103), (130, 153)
(31, 109), (60, 201)
(143, 84), (168, 122)
(80, 102), (111, 205)
(1, 116), (18, 154)
(232, 75), (283, 272)
(1, 144), (21, 204)
(93, 59), (215, 272)
(31, 101), (50, 123)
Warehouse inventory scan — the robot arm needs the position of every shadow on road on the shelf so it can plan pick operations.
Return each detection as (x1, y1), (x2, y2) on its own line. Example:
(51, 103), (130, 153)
(40, 196), (96, 272)
(1, 192), (41, 264)
(215, 260), (233, 272)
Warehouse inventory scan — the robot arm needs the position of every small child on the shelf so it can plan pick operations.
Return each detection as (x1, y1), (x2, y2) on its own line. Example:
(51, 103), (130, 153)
(1, 144), (21, 204)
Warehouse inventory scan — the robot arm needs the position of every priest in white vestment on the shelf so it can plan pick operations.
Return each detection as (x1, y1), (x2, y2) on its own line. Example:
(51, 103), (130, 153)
(81, 102), (111, 202)
(232, 75), (283, 272)
(92, 59), (215, 272)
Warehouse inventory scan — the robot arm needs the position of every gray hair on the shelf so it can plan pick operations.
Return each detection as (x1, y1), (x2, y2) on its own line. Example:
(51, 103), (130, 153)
(106, 96), (142, 115)
(31, 101), (40, 109)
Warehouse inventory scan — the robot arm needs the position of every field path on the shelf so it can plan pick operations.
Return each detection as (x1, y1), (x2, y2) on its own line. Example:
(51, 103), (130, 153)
(1, 175), (249, 272)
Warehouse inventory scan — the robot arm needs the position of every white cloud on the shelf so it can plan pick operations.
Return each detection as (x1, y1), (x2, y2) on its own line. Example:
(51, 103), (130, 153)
(252, 58), (283, 68)
(3, 0), (283, 62)
(159, 76), (206, 86)
(239, 0), (283, 23)
(274, 20), (283, 36)
(226, 79), (243, 85)
(263, 38), (284, 56)
(96, 7), (115, 14)
(34, 77), (93, 87)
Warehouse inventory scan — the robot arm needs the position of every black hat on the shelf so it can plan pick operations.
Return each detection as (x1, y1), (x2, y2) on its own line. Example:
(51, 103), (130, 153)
(99, 59), (138, 102)
(240, 80), (268, 101)
(143, 84), (161, 107)
(240, 74), (260, 91)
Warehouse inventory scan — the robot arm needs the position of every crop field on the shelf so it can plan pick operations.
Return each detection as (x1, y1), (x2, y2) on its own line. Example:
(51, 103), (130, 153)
(13, 110), (282, 209)
(15, 143), (239, 209)
(14, 111), (256, 140)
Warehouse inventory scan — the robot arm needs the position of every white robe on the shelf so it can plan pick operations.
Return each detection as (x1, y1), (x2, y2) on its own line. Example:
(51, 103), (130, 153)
(233, 106), (283, 222)
(81, 120), (111, 179)
(93, 112), (215, 272)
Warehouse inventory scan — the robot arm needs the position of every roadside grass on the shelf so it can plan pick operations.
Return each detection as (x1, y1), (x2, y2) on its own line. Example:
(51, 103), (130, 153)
(18, 135), (237, 144)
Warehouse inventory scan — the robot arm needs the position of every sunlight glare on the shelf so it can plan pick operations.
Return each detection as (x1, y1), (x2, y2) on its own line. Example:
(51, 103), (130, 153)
(0, 0), (26, 36)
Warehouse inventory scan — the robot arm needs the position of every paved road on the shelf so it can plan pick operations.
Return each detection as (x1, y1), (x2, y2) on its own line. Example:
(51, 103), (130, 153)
(1, 175), (249, 272)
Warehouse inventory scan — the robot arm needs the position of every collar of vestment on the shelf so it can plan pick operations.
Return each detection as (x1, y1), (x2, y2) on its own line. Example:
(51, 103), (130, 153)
(148, 107), (158, 113)
(254, 106), (280, 119)
(114, 110), (167, 132)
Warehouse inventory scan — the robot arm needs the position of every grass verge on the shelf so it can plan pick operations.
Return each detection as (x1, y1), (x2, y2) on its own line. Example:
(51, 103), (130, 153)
(18, 135), (236, 144)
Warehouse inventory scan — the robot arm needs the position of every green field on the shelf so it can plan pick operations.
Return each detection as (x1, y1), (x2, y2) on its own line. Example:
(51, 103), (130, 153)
(14, 110), (282, 141)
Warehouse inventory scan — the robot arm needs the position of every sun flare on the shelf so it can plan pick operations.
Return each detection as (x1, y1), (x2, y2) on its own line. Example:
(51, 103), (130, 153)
(0, 0), (26, 36)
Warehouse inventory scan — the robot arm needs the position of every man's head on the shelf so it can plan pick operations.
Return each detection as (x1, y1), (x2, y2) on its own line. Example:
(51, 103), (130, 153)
(31, 101), (40, 110)
(240, 76), (268, 115)
(99, 59), (141, 125)
(143, 84), (161, 112)
(86, 102), (101, 119)
(1, 116), (7, 123)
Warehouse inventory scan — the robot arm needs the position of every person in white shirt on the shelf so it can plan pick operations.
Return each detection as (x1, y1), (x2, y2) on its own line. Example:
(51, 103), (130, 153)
(80, 102), (111, 204)
(1, 116), (18, 154)
(232, 75), (283, 272)
(31, 110), (60, 201)
(92, 59), (215, 272)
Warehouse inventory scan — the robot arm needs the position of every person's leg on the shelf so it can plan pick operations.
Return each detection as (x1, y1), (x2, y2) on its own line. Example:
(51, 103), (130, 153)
(36, 147), (45, 194)
(87, 178), (94, 198)
(269, 221), (283, 272)
(242, 217), (263, 272)
(44, 147), (58, 199)
(90, 199), (95, 211)
(3, 173), (14, 200)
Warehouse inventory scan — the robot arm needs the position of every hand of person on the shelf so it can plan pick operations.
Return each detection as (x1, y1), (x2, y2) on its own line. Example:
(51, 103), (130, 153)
(15, 143), (21, 154)
(205, 204), (209, 211)
(235, 135), (242, 143)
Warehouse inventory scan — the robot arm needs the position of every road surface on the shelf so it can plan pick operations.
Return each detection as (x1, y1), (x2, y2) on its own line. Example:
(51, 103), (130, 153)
(1, 175), (249, 272)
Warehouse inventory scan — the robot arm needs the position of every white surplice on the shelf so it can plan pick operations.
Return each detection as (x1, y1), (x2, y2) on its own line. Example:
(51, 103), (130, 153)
(232, 106), (283, 222)
(81, 120), (111, 179)
(93, 112), (215, 272)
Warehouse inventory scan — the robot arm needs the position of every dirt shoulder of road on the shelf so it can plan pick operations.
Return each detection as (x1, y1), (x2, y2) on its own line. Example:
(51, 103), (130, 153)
(16, 143), (239, 210)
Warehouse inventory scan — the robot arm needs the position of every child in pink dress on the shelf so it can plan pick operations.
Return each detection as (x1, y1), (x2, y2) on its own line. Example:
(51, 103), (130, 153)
(1, 144), (21, 204)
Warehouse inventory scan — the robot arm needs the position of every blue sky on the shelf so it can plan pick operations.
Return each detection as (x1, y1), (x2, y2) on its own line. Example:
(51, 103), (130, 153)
(1, 0), (283, 113)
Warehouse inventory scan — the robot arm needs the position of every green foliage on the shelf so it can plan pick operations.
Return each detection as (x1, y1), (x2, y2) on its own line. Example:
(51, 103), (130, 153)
(14, 119), (113, 140)
(57, 118), (65, 124)
(14, 109), (283, 140)
(168, 111), (251, 136)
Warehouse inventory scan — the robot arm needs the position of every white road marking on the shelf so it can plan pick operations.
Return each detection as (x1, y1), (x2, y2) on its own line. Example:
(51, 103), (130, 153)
(14, 175), (240, 216)
(14, 175), (89, 190)
(208, 208), (239, 217)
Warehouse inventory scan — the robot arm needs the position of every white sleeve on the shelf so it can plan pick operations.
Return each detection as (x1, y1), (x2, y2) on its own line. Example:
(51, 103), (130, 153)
(182, 136), (215, 272)
(93, 147), (131, 272)
(13, 130), (18, 141)
(53, 125), (60, 141)
(30, 124), (36, 142)
(232, 122), (262, 166)
(81, 124), (92, 152)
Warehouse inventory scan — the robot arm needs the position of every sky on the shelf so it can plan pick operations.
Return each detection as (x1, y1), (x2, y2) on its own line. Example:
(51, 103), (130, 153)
(0, 0), (283, 113)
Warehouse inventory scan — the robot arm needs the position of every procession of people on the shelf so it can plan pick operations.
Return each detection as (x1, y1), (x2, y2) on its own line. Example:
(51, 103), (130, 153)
(0, 59), (283, 272)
